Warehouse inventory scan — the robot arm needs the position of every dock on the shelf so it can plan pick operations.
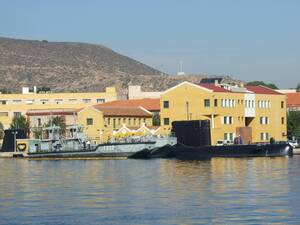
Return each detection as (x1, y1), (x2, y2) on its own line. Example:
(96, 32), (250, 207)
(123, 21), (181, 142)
(293, 148), (300, 155)
(0, 152), (25, 158)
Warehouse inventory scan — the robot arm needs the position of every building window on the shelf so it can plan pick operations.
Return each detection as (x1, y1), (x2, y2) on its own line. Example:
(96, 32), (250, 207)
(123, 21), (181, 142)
(134, 118), (136, 125)
(214, 99), (218, 107)
(128, 118), (131, 125)
(86, 118), (93, 125)
(69, 99), (77, 103)
(13, 112), (22, 118)
(97, 98), (105, 103)
(260, 132), (269, 141)
(224, 133), (234, 141)
(222, 116), (233, 124)
(55, 99), (63, 104)
(0, 112), (9, 117)
(41, 99), (49, 104)
(108, 118), (110, 125)
(281, 101), (284, 108)
(1, 100), (7, 105)
(204, 99), (210, 107)
(163, 101), (169, 108)
(164, 118), (170, 125)
(113, 119), (116, 129)
(281, 117), (285, 125)
(82, 99), (91, 103)
(260, 117), (269, 125)
(118, 118), (121, 125)
(37, 118), (42, 127)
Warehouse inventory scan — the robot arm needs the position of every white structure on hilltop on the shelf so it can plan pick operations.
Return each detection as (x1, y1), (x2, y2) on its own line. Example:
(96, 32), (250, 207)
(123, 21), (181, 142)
(177, 60), (185, 76)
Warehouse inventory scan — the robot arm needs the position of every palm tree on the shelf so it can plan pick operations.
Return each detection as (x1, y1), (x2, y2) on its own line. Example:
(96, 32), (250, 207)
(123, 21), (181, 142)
(10, 115), (30, 137)
(45, 116), (66, 134)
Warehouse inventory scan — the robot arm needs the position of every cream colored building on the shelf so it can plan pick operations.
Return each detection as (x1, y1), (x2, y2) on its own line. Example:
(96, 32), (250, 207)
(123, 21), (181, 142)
(0, 87), (117, 129)
(128, 85), (161, 99)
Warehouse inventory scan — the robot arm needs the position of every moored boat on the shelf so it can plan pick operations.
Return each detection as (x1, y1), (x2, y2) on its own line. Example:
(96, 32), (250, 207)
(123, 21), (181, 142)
(20, 125), (177, 158)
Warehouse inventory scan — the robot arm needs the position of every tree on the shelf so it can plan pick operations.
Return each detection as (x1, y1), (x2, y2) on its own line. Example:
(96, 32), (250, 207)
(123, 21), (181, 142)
(152, 113), (161, 126)
(45, 116), (66, 134)
(0, 122), (4, 139)
(247, 81), (278, 89)
(296, 82), (300, 92)
(287, 111), (300, 139)
(37, 86), (51, 93)
(10, 115), (30, 137)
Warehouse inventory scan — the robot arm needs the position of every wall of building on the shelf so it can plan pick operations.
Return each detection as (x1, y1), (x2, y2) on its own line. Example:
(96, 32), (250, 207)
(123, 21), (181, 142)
(128, 85), (161, 99)
(77, 107), (105, 144)
(0, 87), (117, 129)
(160, 81), (287, 145)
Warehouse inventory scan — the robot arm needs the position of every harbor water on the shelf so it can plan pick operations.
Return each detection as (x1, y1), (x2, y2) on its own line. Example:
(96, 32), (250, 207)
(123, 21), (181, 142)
(1, 156), (300, 225)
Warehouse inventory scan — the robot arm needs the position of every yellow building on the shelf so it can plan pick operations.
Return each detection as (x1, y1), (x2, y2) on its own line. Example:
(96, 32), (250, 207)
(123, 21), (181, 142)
(77, 105), (153, 143)
(160, 81), (286, 145)
(0, 87), (117, 129)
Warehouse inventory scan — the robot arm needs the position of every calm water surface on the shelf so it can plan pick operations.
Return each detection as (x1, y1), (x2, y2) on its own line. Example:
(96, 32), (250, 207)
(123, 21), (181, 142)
(1, 156), (300, 225)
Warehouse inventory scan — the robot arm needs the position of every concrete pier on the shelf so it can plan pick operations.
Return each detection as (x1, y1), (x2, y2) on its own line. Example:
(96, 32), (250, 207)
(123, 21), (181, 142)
(293, 148), (300, 155)
(0, 152), (25, 158)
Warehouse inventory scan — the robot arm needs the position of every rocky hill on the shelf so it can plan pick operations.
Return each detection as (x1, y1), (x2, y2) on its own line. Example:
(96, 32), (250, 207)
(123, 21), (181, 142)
(0, 37), (236, 95)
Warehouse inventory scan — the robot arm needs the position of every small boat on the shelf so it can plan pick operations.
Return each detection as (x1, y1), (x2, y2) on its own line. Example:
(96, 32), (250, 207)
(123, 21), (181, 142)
(22, 125), (177, 158)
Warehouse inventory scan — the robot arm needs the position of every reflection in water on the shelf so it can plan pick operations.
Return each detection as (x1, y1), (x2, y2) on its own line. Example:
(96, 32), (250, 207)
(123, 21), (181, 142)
(0, 157), (300, 225)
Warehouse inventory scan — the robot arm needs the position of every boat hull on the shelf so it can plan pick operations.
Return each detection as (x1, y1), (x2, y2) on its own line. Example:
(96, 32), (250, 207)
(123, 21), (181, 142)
(174, 143), (293, 160)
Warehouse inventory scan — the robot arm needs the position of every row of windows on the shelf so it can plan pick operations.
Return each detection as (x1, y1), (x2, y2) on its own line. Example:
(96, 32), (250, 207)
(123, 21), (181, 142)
(163, 99), (281, 109)
(86, 117), (148, 128)
(258, 100), (270, 109)
(0, 112), (22, 117)
(221, 99), (236, 108)
(0, 98), (105, 105)
(163, 116), (285, 126)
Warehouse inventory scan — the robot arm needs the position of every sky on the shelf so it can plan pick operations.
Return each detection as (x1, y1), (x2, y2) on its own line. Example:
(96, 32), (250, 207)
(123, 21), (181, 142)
(0, 0), (299, 88)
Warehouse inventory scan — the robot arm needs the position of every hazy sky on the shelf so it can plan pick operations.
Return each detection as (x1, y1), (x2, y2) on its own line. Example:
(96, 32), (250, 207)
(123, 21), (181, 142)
(1, 0), (299, 88)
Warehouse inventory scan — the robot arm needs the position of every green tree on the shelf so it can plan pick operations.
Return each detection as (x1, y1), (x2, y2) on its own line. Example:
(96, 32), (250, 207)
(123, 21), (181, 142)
(10, 115), (30, 137)
(247, 81), (278, 89)
(0, 122), (4, 139)
(296, 82), (300, 92)
(152, 113), (161, 126)
(287, 111), (300, 139)
(45, 116), (66, 134)
(37, 86), (51, 93)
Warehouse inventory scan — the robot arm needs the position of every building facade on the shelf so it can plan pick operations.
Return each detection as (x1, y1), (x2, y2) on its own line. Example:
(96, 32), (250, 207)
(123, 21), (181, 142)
(77, 105), (153, 143)
(160, 81), (287, 144)
(0, 87), (117, 129)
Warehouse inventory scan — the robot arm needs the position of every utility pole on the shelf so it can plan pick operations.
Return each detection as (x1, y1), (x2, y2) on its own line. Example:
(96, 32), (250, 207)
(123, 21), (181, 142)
(12, 131), (18, 152)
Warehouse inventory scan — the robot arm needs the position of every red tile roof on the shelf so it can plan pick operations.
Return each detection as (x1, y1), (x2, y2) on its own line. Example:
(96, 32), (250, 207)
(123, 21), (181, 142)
(93, 106), (152, 117)
(286, 93), (300, 107)
(198, 84), (231, 93)
(95, 98), (160, 111)
(26, 108), (77, 116)
(245, 86), (283, 95)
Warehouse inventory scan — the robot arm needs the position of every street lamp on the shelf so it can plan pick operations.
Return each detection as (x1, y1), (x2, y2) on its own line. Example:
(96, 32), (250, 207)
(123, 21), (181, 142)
(12, 131), (18, 152)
